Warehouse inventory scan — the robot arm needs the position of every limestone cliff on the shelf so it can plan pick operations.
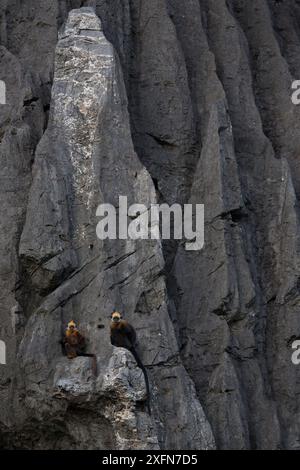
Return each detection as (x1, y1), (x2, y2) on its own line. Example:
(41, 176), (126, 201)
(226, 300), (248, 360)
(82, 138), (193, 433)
(0, 0), (300, 450)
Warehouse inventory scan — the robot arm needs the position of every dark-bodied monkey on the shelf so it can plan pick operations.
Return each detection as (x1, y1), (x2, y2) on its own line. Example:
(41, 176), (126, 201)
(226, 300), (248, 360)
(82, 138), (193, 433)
(62, 320), (97, 375)
(110, 311), (151, 415)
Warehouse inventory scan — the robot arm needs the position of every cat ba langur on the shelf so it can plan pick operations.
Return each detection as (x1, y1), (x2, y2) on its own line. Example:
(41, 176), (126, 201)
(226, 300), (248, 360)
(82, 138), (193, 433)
(110, 311), (151, 415)
(63, 320), (97, 375)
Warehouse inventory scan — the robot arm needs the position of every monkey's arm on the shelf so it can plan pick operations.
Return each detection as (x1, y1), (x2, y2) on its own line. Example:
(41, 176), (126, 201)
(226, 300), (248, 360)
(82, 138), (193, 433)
(76, 332), (87, 354)
(123, 322), (137, 348)
(77, 332), (85, 346)
(110, 333), (118, 347)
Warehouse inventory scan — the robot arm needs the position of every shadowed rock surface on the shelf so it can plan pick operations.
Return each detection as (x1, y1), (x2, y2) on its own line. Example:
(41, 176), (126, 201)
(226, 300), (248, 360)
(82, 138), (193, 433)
(0, 0), (300, 450)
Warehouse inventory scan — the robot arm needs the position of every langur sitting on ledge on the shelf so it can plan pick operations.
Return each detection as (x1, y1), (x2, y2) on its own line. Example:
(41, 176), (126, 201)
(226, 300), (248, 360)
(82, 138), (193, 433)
(62, 320), (97, 375)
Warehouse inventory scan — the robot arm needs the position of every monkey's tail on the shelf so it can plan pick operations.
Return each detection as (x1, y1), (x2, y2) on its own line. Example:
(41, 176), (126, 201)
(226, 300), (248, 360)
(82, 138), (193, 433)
(78, 353), (97, 376)
(130, 348), (151, 416)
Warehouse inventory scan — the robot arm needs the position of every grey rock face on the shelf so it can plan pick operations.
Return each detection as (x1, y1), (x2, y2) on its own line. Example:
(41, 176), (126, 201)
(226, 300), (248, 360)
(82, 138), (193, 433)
(52, 350), (158, 450)
(0, 6), (214, 450)
(1, 0), (300, 450)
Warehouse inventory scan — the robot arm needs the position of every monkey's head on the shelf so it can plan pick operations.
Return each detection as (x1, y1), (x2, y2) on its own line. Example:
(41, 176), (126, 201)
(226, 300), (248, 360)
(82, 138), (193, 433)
(67, 320), (77, 332)
(111, 311), (122, 324)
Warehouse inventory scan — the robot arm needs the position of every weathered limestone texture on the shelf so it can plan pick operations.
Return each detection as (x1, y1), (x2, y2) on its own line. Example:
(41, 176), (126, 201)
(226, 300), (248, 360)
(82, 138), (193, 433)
(1, 0), (300, 450)
(0, 6), (214, 450)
